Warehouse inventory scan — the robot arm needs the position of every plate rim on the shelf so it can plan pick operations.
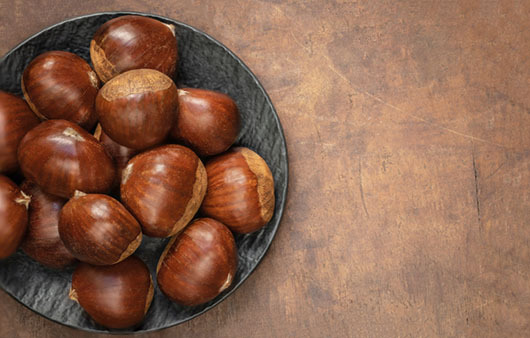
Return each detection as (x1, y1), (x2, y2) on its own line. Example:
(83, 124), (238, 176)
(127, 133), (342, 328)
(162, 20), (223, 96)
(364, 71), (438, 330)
(0, 10), (289, 335)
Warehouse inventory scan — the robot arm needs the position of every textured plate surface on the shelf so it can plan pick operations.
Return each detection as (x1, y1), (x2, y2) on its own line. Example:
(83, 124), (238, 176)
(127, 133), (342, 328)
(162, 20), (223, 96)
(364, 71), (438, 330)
(0, 12), (288, 334)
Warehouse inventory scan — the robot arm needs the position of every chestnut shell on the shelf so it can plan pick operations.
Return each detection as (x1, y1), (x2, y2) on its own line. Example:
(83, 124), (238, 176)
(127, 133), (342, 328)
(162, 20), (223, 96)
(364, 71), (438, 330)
(201, 147), (275, 234)
(0, 91), (40, 174)
(21, 51), (99, 130)
(96, 69), (178, 150)
(70, 256), (154, 329)
(59, 193), (142, 266)
(121, 144), (207, 238)
(0, 175), (29, 259)
(170, 88), (240, 157)
(90, 15), (178, 82)
(20, 181), (75, 269)
(17, 119), (116, 198)
(157, 218), (237, 306)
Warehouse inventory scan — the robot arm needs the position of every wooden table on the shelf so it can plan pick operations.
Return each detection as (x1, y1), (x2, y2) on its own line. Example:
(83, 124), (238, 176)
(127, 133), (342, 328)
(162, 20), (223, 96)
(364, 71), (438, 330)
(1, 1), (529, 337)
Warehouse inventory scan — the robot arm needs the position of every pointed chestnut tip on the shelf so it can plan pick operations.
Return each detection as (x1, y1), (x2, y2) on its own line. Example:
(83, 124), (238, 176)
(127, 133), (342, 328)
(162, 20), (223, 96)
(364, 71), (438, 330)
(69, 287), (79, 302)
(165, 23), (176, 37)
(73, 190), (87, 198)
(15, 190), (31, 209)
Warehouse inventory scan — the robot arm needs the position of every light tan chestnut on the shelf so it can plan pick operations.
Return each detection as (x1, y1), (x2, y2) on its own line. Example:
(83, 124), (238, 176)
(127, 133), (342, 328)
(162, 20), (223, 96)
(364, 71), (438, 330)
(59, 192), (142, 265)
(121, 144), (207, 238)
(201, 147), (275, 234)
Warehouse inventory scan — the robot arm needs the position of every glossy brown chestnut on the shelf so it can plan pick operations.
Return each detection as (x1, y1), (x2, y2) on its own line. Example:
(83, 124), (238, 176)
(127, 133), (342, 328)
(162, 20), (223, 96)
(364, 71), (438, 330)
(96, 69), (178, 150)
(201, 147), (275, 234)
(0, 91), (40, 174)
(18, 119), (115, 198)
(94, 124), (139, 190)
(21, 51), (99, 130)
(0, 176), (30, 259)
(70, 256), (154, 329)
(90, 15), (178, 83)
(170, 88), (240, 157)
(157, 218), (237, 306)
(20, 181), (75, 269)
(121, 144), (207, 238)
(59, 192), (142, 266)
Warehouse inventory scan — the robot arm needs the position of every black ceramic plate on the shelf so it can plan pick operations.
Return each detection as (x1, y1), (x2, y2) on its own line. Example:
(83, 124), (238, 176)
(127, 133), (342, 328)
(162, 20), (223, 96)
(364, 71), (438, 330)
(0, 12), (288, 334)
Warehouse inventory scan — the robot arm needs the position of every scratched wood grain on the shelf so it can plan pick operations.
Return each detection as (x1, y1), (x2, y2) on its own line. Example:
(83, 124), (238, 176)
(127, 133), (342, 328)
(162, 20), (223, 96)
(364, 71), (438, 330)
(1, 0), (529, 337)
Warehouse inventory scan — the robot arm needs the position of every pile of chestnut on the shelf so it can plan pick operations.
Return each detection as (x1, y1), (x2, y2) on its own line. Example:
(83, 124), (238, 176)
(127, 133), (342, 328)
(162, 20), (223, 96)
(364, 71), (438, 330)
(0, 15), (275, 329)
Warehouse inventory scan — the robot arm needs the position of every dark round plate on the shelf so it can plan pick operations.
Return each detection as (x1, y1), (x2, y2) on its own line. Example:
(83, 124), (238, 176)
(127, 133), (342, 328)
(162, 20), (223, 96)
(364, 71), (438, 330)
(0, 12), (288, 334)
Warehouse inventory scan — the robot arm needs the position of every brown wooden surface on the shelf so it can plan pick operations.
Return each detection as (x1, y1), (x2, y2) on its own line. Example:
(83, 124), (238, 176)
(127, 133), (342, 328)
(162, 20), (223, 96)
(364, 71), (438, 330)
(1, 1), (529, 337)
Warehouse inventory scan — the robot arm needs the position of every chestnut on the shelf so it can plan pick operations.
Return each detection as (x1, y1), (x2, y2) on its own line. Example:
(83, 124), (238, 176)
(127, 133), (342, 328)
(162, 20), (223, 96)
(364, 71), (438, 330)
(21, 51), (99, 130)
(96, 69), (178, 150)
(201, 147), (275, 234)
(94, 124), (139, 190)
(0, 176), (30, 259)
(90, 15), (178, 83)
(20, 181), (75, 269)
(170, 88), (241, 157)
(70, 256), (153, 329)
(18, 119), (115, 198)
(121, 144), (207, 238)
(0, 91), (40, 174)
(59, 192), (142, 266)
(157, 218), (237, 306)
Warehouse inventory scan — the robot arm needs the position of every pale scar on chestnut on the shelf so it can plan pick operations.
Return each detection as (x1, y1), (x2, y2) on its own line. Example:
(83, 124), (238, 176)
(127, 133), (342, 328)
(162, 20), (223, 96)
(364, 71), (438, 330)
(62, 127), (85, 142)
(88, 71), (99, 88)
(145, 275), (154, 314)
(93, 124), (102, 140)
(177, 89), (190, 97)
(122, 163), (133, 184)
(100, 69), (173, 101)
(170, 161), (207, 236)
(156, 235), (178, 274)
(68, 288), (79, 302)
(164, 23), (176, 37)
(219, 272), (233, 293)
(239, 148), (275, 222)
(20, 77), (47, 120)
(90, 40), (116, 83)
(117, 232), (142, 263)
